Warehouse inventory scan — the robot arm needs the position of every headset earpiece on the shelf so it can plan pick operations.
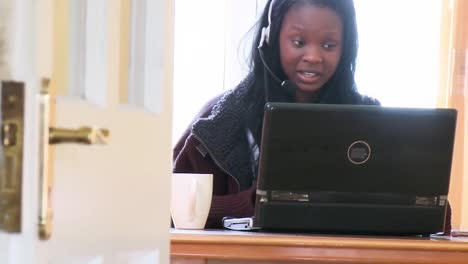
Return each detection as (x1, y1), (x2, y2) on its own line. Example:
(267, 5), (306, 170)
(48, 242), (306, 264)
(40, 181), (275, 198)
(258, 0), (276, 48)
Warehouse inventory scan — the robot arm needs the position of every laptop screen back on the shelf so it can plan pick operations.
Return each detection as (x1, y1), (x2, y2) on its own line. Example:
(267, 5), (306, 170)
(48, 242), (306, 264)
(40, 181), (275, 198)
(257, 103), (457, 196)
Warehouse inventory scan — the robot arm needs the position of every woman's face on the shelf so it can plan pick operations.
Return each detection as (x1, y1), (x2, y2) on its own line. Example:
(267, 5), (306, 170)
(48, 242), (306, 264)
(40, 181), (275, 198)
(279, 4), (343, 103)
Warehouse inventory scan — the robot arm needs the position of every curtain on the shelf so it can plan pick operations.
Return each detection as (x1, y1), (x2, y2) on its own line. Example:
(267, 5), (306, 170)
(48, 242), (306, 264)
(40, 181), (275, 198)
(438, 0), (468, 230)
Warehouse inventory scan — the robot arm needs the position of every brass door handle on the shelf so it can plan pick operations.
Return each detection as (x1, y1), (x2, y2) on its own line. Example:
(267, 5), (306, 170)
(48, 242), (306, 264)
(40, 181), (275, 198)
(49, 127), (110, 145)
(38, 80), (111, 240)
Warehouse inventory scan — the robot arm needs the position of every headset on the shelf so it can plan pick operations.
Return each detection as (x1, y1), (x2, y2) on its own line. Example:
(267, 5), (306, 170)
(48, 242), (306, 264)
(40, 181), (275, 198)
(257, 0), (297, 101)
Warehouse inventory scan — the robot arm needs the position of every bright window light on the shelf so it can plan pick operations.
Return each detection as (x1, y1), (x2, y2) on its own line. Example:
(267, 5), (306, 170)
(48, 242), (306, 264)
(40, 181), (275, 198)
(354, 0), (442, 108)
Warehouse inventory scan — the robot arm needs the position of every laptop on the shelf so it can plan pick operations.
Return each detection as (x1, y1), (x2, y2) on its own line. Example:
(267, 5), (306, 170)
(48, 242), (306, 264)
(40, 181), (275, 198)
(231, 102), (457, 235)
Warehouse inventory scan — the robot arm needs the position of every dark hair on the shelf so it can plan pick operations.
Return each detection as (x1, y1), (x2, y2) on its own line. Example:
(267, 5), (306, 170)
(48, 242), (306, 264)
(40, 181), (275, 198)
(244, 0), (361, 141)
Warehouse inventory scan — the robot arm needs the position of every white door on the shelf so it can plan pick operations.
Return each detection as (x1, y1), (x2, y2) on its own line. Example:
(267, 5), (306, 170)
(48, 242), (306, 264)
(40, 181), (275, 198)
(0, 0), (174, 263)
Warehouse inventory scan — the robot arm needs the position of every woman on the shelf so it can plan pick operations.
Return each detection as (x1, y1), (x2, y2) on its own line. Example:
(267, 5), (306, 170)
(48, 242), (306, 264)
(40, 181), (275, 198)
(174, 0), (381, 228)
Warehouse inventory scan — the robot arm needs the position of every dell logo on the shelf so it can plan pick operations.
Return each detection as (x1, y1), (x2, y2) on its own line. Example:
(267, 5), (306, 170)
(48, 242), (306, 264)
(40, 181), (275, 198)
(347, 141), (371, 165)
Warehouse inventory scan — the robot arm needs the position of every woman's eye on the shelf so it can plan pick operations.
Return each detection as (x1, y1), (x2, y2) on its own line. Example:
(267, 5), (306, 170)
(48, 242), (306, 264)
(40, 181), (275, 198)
(323, 43), (337, 49)
(293, 39), (304, 47)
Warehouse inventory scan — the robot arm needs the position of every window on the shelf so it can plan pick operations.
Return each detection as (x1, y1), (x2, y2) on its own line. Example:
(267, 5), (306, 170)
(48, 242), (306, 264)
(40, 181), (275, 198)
(354, 0), (442, 107)
(173, 0), (259, 143)
(173, 0), (226, 142)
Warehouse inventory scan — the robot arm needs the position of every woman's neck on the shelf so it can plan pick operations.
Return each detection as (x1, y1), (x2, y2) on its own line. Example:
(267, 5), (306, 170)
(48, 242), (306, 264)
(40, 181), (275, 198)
(295, 90), (318, 103)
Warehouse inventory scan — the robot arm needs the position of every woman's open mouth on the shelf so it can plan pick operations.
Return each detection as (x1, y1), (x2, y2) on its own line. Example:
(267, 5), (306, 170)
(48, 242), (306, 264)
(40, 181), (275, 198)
(297, 71), (321, 83)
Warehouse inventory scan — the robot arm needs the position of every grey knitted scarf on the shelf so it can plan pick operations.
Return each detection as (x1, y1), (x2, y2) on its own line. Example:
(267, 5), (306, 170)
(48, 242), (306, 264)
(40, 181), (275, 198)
(191, 80), (257, 191)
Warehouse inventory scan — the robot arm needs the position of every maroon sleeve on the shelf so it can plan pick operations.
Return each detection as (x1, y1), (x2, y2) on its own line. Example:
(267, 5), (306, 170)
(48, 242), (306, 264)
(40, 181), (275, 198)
(173, 135), (256, 229)
(207, 185), (256, 228)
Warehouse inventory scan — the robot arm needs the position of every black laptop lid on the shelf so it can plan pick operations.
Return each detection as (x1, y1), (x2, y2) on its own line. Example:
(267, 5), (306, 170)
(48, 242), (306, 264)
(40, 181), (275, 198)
(257, 102), (457, 196)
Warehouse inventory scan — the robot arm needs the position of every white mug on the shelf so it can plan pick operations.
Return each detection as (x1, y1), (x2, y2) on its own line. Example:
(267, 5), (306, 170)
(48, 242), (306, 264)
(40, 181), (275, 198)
(171, 173), (213, 229)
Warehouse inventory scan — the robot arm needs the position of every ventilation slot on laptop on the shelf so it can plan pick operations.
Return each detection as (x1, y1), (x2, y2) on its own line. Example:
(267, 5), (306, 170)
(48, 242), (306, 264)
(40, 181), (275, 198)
(268, 191), (447, 207)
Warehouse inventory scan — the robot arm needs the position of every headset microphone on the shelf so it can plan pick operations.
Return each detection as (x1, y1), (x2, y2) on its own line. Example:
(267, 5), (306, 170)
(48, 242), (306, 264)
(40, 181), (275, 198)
(258, 0), (297, 101)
